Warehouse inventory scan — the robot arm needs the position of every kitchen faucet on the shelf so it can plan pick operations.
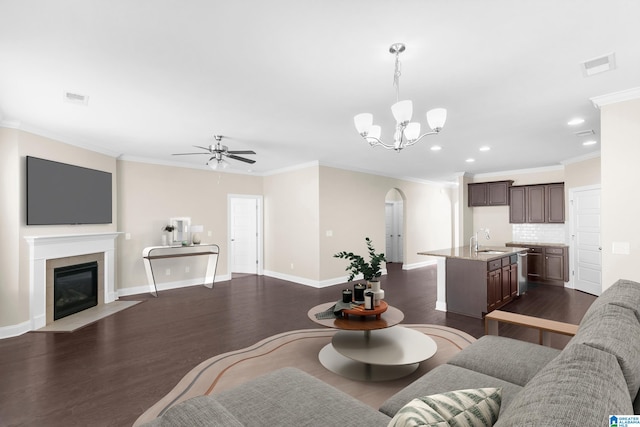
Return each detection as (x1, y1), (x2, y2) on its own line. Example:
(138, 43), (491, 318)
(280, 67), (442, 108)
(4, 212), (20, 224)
(470, 228), (490, 252)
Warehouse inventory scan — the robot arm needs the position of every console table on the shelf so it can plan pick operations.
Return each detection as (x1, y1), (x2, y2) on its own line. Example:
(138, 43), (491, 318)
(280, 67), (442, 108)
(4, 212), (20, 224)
(142, 244), (220, 297)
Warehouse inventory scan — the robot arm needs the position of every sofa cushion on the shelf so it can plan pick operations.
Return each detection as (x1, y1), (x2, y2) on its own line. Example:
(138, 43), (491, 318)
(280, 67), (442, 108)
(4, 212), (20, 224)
(379, 364), (523, 418)
(387, 388), (501, 427)
(447, 335), (560, 386)
(139, 395), (244, 427)
(581, 279), (640, 324)
(494, 343), (633, 426)
(569, 302), (640, 400)
(214, 367), (391, 426)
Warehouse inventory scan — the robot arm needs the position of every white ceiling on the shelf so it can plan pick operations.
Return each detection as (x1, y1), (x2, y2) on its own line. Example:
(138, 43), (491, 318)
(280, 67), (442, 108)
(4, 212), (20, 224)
(1, 0), (638, 182)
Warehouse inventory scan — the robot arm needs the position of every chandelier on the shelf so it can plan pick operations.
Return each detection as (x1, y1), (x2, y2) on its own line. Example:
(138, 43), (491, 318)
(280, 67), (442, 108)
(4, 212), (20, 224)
(353, 43), (447, 151)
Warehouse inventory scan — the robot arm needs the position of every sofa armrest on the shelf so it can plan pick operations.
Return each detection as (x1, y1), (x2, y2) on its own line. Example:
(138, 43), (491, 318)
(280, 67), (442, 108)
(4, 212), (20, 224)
(485, 310), (578, 346)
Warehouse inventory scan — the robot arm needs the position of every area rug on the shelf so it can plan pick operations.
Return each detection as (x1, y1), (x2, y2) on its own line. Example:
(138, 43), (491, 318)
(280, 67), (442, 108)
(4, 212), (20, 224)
(134, 324), (476, 426)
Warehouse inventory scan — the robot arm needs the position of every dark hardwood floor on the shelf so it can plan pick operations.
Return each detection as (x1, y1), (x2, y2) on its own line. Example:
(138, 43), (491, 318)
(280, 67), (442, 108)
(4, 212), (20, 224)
(0, 263), (596, 427)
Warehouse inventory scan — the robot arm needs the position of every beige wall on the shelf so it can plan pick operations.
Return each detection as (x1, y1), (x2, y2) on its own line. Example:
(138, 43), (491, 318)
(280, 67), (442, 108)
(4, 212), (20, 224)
(318, 166), (454, 281)
(0, 129), (118, 329)
(263, 165), (320, 282)
(117, 160), (263, 292)
(0, 128), (22, 327)
(601, 98), (640, 288)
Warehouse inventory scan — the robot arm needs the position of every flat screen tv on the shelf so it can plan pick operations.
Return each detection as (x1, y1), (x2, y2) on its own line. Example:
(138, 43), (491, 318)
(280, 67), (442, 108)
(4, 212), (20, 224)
(26, 156), (113, 225)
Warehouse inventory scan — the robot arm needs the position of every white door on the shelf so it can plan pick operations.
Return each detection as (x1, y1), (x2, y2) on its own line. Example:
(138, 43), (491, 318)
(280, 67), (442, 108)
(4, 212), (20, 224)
(230, 197), (259, 274)
(385, 202), (403, 263)
(571, 187), (602, 295)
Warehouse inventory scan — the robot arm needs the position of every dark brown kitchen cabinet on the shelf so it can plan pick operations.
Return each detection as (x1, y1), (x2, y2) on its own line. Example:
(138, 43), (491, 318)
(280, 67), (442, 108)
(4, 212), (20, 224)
(446, 254), (518, 319)
(546, 183), (565, 223)
(487, 256), (517, 313)
(468, 180), (514, 207)
(509, 183), (565, 223)
(518, 245), (568, 286)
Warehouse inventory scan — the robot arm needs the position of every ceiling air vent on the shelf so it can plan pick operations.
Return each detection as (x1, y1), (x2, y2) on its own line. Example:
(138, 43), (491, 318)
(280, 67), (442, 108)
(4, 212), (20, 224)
(581, 53), (616, 77)
(63, 91), (89, 106)
(575, 129), (595, 137)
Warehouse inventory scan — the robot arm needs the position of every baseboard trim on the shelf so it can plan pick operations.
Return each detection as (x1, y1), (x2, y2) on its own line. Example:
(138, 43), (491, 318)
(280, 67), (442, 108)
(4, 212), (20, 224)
(0, 320), (32, 339)
(403, 260), (437, 270)
(117, 274), (232, 297)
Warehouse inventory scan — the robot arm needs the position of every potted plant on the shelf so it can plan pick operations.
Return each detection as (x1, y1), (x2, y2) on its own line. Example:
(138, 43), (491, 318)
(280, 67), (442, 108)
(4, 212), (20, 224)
(334, 237), (386, 289)
(162, 224), (175, 246)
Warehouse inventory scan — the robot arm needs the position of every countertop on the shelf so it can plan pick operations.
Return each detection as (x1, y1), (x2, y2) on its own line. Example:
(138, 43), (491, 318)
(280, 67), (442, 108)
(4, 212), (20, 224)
(506, 241), (568, 248)
(418, 246), (529, 262)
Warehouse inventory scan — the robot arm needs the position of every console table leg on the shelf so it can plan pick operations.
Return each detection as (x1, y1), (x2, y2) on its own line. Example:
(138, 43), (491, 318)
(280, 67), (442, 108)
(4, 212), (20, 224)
(142, 258), (159, 297)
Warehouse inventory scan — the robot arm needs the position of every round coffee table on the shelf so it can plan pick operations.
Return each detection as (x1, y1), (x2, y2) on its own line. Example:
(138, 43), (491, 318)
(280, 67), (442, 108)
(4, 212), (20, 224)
(308, 302), (438, 381)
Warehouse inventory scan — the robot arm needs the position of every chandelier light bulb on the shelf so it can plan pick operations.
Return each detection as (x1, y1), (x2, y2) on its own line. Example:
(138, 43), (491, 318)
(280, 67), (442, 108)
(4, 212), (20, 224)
(391, 100), (413, 124)
(354, 113), (373, 135)
(426, 108), (447, 131)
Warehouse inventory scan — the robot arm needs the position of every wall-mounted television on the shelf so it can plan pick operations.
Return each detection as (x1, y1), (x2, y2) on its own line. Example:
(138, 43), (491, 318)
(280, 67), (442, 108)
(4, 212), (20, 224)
(26, 156), (113, 225)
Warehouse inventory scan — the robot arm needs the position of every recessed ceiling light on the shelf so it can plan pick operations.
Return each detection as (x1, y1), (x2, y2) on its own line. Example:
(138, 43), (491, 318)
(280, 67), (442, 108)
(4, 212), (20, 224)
(479, 146), (491, 152)
(568, 118), (585, 126)
(466, 158), (475, 163)
(430, 145), (442, 151)
(583, 140), (598, 146)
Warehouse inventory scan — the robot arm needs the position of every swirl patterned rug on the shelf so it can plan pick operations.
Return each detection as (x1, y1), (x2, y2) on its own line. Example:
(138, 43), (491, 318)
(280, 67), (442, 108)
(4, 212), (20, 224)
(134, 324), (476, 426)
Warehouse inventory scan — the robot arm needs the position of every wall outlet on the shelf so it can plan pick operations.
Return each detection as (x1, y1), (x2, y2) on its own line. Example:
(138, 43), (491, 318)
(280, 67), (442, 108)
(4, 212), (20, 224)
(185, 266), (190, 273)
(326, 230), (333, 237)
(165, 268), (171, 276)
(290, 263), (294, 270)
(125, 233), (131, 240)
(208, 230), (212, 237)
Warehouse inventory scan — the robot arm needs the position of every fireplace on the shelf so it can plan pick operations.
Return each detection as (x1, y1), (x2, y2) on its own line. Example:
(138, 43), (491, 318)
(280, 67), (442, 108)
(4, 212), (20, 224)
(24, 232), (119, 332)
(53, 261), (99, 320)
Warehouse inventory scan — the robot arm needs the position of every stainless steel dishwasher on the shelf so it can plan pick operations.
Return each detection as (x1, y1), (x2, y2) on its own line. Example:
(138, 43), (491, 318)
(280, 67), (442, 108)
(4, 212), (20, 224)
(517, 251), (528, 295)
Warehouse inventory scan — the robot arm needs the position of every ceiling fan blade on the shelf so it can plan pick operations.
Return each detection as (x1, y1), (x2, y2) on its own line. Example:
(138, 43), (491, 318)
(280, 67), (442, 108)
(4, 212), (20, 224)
(193, 145), (212, 151)
(227, 150), (256, 155)
(226, 154), (256, 164)
(172, 152), (210, 155)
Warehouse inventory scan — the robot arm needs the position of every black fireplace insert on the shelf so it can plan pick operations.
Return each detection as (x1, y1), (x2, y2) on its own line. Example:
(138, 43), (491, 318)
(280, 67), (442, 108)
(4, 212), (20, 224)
(53, 261), (98, 320)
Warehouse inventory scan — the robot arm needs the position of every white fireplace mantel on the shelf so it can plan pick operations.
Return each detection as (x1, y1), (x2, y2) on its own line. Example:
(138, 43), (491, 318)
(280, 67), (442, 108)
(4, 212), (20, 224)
(25, 232), (121, 330)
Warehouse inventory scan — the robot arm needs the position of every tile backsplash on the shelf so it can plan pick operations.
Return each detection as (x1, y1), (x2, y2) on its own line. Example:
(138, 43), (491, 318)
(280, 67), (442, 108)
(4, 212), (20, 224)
(512, 223), (566, 244)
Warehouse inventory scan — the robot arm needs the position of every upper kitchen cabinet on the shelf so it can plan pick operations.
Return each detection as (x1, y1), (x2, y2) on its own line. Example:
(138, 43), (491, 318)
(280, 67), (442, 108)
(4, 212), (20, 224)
(509, 183), (565, 223)
(468, 180), (514, 207)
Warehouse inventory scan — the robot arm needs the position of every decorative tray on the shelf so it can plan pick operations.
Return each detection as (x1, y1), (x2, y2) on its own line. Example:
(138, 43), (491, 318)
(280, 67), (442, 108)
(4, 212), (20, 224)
(341, 300), (388, 319)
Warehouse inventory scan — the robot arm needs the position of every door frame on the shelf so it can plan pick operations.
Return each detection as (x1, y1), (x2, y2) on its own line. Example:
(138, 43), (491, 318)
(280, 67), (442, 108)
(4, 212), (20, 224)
(567, 184), (601, 292)
(227, 194), (264, 276)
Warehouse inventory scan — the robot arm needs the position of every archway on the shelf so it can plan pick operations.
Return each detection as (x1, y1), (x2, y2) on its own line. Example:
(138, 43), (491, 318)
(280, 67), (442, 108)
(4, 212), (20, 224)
(385, 188), (405, 264)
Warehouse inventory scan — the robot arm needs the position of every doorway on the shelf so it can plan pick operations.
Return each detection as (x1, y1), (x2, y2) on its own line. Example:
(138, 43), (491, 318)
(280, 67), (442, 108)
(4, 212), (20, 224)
(228, 195), (263, 275)
(569, 186), (601, 295)
(385, 189), (404, 263)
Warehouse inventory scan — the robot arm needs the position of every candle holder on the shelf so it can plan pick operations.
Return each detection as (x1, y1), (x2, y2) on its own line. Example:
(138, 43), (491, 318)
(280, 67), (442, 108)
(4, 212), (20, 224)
(342, 289), (353, 303)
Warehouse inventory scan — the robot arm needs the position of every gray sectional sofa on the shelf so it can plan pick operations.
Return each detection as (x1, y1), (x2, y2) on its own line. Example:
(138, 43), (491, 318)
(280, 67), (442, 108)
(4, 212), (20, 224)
(142, 279), (640, 426)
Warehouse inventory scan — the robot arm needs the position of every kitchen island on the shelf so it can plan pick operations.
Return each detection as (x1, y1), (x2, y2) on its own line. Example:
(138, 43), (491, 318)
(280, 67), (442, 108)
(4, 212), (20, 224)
(418, 246), (528, 318)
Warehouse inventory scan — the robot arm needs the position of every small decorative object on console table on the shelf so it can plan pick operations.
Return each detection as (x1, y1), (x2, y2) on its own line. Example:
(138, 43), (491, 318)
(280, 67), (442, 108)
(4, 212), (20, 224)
(162, 225), (175, 246)
(190, 225), (204, 245)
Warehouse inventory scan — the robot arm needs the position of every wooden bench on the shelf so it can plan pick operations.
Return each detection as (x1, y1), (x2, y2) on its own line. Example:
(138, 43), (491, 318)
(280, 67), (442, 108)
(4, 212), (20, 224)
(485, 310), (579, 346)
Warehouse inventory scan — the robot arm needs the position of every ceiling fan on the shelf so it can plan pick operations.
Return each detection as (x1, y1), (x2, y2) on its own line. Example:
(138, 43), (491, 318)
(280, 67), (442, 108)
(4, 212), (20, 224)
(172, 135), (256, 169)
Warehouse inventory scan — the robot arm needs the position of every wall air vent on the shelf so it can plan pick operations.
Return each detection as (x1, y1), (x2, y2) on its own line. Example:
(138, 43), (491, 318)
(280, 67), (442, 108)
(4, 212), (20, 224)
(581, 53), (616, 77)
(63, 91), (89, 106)
(575, 129), (595, 137)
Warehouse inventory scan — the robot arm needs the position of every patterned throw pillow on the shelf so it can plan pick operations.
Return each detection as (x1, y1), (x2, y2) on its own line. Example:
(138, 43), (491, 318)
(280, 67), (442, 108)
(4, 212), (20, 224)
(387, 388), (502, 427)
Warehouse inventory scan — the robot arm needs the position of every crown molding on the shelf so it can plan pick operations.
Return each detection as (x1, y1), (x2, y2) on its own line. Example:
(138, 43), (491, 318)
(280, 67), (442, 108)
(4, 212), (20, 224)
(591, 87), (640, 109)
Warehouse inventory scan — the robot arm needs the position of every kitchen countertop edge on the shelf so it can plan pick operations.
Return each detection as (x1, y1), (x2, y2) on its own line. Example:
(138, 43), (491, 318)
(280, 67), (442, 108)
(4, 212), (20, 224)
(418, 246), (529, 262)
